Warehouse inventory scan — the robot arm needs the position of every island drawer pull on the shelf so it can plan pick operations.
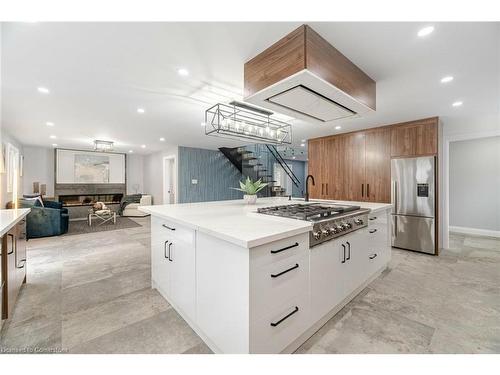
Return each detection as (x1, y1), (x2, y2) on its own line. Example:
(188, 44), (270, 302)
(346, 241), (351, 261)
(270, 242), (299, 254)
(162, 224), (176, 231)
(341, 244), (346, 264)
(369, 253), (378, 260)
(164, 241), (169, 259)
(270, 263), (299, 278)
(369, 229), (378, 234)
(16, 259), (26, 269)
(270, 306), (299, 327)
(369, 217), (377, 221)
(168, 242), (173, 262)
(7, 233), (15, 255)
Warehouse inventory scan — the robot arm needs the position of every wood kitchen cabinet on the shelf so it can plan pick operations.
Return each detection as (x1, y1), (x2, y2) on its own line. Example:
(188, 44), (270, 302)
(364, 128), (391, 202)
(390, 117), (438, 157)
(1, 219), (27, 320)
(308, 117), (438, 203)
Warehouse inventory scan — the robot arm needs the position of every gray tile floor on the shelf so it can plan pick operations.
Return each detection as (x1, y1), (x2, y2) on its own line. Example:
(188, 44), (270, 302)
(1, 220), (499, 354)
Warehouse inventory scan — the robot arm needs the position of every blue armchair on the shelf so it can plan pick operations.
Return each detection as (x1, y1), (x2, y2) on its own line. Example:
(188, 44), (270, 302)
(17, 198), (69, 239)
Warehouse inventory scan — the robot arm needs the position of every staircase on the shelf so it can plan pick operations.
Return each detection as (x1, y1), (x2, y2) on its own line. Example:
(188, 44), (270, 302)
(219, 144), (301, 197)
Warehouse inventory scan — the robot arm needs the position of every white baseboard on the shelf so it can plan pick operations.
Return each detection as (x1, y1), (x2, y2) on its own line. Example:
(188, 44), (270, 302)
(450, 226), (500, 239)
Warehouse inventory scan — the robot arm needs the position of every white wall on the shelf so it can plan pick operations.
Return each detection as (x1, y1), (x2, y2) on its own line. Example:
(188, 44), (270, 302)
(126, 153), (144, 194)
(143, 146), (178, 205)
(449, 136), (500, 233)
(23, 146), (55, 197)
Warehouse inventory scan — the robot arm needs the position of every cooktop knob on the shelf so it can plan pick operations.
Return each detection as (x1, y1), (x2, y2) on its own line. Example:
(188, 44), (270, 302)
(354, 218), (363, 225)
(321, 227), (330, 236)
(313, 231), (321, 240)
(336, 225), (344, 232)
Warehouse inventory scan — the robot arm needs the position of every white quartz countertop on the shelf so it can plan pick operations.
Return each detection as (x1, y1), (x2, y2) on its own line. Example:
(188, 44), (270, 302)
(140, 197), (392, 248)
(0, 209), (30, 237)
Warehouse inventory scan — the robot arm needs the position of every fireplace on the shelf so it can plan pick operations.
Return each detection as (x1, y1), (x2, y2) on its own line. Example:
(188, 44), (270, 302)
(58, 193), (124, 207)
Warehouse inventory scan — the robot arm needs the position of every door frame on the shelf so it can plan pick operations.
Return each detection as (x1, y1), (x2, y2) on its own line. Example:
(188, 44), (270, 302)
(162, 155), (177, 205)
(442, 129), (500, 248)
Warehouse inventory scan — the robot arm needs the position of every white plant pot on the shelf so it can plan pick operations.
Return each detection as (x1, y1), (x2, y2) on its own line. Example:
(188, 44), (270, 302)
(244, 194), (257, 205)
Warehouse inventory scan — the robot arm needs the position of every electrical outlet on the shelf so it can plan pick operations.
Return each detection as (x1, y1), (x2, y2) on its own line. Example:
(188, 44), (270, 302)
(191, 179), (198, 185)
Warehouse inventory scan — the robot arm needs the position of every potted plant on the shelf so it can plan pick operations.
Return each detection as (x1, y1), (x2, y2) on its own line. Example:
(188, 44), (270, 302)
(232, 176), (268, 204)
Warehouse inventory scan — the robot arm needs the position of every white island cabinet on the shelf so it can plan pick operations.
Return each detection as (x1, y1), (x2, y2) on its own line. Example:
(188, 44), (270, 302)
(140, 198), (392, 354)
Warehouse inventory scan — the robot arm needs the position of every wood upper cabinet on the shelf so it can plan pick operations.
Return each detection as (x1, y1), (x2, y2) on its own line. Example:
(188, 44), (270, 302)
(365, 128), (391, 203)
(324, 136), (345, 199)
(390, 117), (438, 157)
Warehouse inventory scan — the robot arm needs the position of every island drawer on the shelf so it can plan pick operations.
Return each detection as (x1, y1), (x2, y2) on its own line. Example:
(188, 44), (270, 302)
(250, 292), (309, 353)
(152, 217), (195, 246)
(250, 233), (309, 268)
(250, 252), (309, 322)
(368, 211), (389, 226)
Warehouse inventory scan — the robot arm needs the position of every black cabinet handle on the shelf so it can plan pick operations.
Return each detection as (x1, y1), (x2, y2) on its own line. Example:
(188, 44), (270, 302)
(7, 233), (15, 255)
(369, 217), (377, 221)
(162, 224), (176, 231)
(369, 253), (378, 260)
(270, 306), (299, 327)
(16, 259), (26, 269)
(346, 241), (351, 261)
(270, 242), (299, 254)
(341, 244), (346, 264)
(163, 241), (172, 259)
(361, 184), (364, 197)
(367, 183), (370, 197)
(168, 242), (173, 262)
(271, 263), (299, 278)
(369, 229), (377, 234)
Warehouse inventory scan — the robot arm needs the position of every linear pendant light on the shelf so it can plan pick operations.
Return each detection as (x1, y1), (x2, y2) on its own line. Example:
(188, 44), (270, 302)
(204, 102), (292, 145)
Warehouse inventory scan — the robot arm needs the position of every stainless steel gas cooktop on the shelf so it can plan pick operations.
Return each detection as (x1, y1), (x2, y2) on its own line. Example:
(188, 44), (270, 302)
(257, 203), (369, 247)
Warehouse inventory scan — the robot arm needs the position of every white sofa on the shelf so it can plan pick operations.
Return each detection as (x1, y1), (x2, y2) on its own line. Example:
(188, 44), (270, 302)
(122, 195), (152, 217)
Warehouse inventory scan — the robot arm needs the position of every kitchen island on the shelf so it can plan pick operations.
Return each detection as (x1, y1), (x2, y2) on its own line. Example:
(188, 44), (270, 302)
(140, 197), (391, 353)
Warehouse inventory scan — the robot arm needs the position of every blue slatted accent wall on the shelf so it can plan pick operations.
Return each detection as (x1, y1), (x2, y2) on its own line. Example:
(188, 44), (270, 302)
(178, 146), (243, 203)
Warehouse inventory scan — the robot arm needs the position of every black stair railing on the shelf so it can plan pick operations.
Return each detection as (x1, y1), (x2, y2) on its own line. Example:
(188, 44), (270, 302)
(265, 145), (301, 188)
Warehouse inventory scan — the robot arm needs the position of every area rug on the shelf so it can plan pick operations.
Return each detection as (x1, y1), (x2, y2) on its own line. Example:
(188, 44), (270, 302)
(63, 217), (142, 236)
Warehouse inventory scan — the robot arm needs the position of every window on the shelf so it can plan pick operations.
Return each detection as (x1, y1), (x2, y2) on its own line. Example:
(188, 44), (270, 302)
(6, 143), (20, 193)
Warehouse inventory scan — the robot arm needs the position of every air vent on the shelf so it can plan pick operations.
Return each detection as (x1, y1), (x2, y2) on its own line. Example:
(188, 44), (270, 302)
(267, 85), (356, 122)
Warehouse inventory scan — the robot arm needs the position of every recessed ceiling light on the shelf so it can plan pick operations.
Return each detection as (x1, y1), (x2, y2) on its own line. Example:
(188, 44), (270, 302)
(49, 135), (57, 139)
(441, 76), (454, 83)
(46, 121), (55, 127)
(452, 101), (463, 107)
(129, 150), (133, 153)
(52, 143), (58, 147)
(335, 126), (342, 130)
(417, 26), (434, 37)
(300, 143), (305, 147)
(178, 68), (189, 76)
(159, 137), (165, 141)
(201, 122), (206, 127)
(137, 108), (145, 114)
(37, 87), (50, 94)
(141, 144), (146, 148)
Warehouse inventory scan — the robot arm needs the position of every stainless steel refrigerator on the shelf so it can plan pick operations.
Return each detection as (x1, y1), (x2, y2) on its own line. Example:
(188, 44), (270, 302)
(391, 156), (437, 255)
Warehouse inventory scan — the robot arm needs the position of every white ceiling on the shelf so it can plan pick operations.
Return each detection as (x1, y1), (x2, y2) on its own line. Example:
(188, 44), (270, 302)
(1, 22), (499, 154)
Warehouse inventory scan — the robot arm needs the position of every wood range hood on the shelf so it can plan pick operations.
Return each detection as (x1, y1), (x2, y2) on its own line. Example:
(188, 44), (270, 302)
(244, 25), (376, 124)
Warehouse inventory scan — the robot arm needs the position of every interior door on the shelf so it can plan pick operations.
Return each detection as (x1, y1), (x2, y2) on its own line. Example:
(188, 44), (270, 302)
(365, 128), (391, 203)
(343, 132), (366, 201)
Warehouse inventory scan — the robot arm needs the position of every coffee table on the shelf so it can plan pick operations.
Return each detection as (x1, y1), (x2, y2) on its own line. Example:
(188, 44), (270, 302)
(88, 209), (116, 226)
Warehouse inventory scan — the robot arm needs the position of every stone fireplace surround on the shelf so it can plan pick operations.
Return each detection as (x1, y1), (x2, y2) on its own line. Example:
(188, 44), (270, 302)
(55, 183), (126, 220)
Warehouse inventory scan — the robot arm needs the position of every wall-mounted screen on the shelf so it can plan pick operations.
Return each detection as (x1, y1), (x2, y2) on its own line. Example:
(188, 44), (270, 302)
(56, 149), (125, 184)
